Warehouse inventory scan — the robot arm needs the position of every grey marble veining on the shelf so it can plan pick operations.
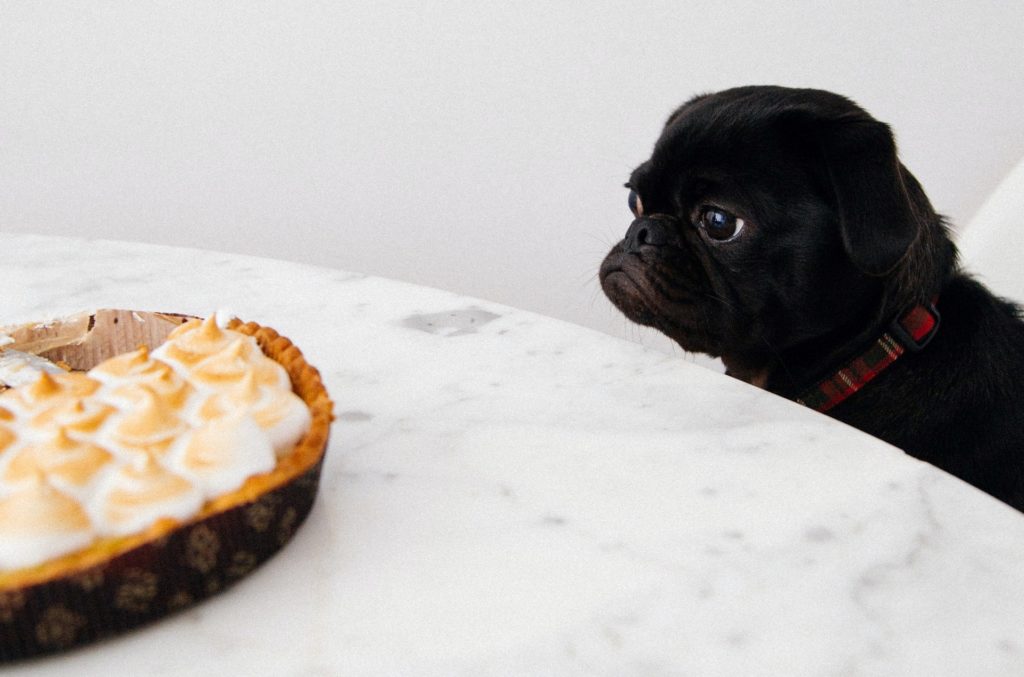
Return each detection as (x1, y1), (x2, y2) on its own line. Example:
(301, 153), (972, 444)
(4, 233), (1024, 676)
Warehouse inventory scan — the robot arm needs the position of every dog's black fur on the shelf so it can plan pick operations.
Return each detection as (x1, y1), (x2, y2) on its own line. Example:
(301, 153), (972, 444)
(600, 85), (1024, 512)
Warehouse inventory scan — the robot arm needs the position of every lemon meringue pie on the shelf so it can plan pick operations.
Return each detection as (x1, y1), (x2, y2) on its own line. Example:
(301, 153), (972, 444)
(0, 311), (332, 661)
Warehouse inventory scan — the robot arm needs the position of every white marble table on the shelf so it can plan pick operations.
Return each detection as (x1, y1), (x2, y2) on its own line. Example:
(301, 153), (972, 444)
(3, 232), (1024, 676)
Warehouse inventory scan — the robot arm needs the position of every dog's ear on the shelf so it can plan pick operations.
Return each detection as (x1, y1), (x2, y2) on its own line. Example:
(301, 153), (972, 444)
(777, 95), (922, 275)
(807, 114), (922, 276)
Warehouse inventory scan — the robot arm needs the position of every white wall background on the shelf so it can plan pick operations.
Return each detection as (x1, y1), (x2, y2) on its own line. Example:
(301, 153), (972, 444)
(2, 1), (1022, 355)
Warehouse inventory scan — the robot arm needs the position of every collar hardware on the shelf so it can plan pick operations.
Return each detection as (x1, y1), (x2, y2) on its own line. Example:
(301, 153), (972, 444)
(888, 301), (940, 353)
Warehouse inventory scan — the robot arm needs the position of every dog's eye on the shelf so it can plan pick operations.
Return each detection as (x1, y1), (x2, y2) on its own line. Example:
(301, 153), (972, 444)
(698, 206), (745, 241)
(628, 190), (644, 217)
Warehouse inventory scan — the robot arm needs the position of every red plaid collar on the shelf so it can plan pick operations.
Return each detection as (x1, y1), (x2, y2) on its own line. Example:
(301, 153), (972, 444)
(797, 300), (941, 413)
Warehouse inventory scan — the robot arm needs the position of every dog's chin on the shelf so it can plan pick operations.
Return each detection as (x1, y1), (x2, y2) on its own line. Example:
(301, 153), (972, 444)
(600, 268), (657, 326)
(600, 252), (721, 355)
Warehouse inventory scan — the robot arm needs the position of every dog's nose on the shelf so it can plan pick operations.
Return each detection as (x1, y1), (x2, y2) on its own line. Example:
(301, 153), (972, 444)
(623, 216), (672, 253)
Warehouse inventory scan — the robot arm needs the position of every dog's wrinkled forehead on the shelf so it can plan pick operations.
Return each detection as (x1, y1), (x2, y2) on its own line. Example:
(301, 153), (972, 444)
(635, 86), (867, 199)
(665, 86), (864, 141)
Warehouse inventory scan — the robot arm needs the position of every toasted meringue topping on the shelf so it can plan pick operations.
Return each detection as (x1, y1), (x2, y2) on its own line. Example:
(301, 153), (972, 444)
(167, 412), (275, 497)
(88, 346), (154, 382)
(90, 347), (194, 404)
(107, 385), (186, 448)
(256, 393), (312, 458)
(1, 372), (100, 415)
(198, 377), (311, 458)
(30, 372), (62, 399)
(0, 476), (94, 570)
(189, 339), (291, 390)
(92, 453), (203, 537)
(0, 349), (67, 388)
(31, 398), (116, 435)
(0, 316), (311, 570)
(152, 315), (235, 369)
(5, 430), (113, 492)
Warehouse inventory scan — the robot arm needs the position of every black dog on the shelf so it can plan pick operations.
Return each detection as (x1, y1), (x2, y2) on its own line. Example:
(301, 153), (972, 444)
(600, 86), (1024, 512)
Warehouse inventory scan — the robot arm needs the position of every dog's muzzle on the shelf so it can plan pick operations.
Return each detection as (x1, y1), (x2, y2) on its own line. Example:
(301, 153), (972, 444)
(621, 215), (678, 253)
